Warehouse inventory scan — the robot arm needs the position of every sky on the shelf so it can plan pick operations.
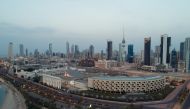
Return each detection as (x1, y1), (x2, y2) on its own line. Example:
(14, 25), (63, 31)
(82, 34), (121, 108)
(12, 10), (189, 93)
(0, 0), (190, 56)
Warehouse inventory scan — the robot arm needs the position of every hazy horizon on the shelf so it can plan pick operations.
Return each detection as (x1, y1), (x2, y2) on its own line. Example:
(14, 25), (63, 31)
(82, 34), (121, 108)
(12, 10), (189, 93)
(1, 0), (190, 56)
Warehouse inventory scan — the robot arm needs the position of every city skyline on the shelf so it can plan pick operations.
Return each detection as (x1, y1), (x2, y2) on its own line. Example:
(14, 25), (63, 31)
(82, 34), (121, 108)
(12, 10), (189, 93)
(1, 1), (190, 109)
(1, 35), (188, 57)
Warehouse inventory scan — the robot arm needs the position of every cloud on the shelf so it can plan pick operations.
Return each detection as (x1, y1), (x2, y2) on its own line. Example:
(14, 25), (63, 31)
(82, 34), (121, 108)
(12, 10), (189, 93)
(0, 22), (55, 37)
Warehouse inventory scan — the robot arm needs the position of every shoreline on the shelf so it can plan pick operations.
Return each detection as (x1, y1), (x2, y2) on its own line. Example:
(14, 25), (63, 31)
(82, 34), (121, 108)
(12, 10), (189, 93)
(0, 78), (27, 109)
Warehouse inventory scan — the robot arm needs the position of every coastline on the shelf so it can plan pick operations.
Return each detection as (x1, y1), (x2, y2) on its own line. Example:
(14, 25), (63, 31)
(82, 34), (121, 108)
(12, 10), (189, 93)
(0, 78), (27, 109)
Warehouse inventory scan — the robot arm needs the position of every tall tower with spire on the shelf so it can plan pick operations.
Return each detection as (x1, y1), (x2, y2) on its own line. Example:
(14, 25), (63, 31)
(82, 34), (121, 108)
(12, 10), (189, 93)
(119, 28), (126, 63)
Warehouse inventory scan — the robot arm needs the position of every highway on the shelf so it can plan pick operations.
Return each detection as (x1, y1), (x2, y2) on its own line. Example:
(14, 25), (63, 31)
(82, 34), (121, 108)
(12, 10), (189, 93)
(182, 93), (190, 109)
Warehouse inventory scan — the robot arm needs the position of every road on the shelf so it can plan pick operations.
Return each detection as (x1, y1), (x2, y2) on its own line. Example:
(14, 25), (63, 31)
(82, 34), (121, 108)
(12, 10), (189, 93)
(182, 93), (190, 109)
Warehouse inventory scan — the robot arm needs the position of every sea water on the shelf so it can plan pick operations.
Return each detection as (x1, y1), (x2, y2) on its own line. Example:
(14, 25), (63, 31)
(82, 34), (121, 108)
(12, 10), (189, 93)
(0, 85), (7, 108)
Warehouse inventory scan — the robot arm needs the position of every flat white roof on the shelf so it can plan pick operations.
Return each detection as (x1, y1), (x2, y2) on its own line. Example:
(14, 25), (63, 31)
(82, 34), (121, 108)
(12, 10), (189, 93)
(90, 76), (164, 81)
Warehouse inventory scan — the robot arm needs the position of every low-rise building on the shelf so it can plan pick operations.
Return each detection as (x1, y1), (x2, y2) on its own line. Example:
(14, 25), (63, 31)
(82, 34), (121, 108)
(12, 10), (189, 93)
(178, 61), (185, 73)
(141, 65), (156, 71)
(16, 70), (35, 79)
(88, 76), (166, 93)
(95, 60), (118, 69)
(69, 80), (87, 90)
(42, 74), (62, 89)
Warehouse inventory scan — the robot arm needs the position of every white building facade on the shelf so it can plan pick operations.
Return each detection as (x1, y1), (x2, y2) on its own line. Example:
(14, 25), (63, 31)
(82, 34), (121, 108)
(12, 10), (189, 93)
(119, 37), (126, 63)
(95, 60), (118, 69)
(42, 74), (62, 89)
(88, 76), (165, 93)
(160, 34), (171, 68)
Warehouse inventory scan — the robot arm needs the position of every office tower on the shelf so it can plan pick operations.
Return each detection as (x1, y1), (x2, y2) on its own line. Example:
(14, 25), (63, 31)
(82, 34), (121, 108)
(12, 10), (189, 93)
(160, 34), (171, 67)
(134, 52), (142, 65)
(19, 44), (24, 56)
(107, 40), (112, 60)
(144, 37), (151, 65)
(89, 45), (94, 58)
(119, 44), (122, 61)
(112, 50), (119, 61)
(155, 46), (160, 65)
(81, 49), (88, 59)
(119, 37), (126, 62)
(49, 43), (52, 57)
(34, 49), (39, 58)
(128, 44), (134, 63)
(101, 50), (104, 59)
(141, 50), (144, 63)
(171, 49), (178, 69)
(74, 45), (79, 58)
(180, 42), (185, 61)
(150, 49), (155, 65)
(66, 41), (70, 58)
(8, 42), (14, 61)
(71, 44), (75, 58)
(184, 38), (190, 73)
(25, 48), (28, 57)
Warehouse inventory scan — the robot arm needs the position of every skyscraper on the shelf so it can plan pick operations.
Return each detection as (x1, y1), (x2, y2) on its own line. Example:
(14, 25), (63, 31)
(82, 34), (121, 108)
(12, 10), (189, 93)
(171, 49), (178, 69)
(19, 44), (24, 56)
(160, 34), (171, 67)
(154, 46), (160, 65)
(184, 38), (190, 73)
(180, 42), (185, 61)
(101, 50), (104, 59)
(25, 48), (28, 57)
(119, 37), (126, 62)
(71, 44), (75, 58)
(8, 42), (13, 61)
(107, 40), (112, 60)
(144, 37), (151, 65)
(89, 45), (94, 58)
(74, 45), (79, 58)
(49, 43), (52, 57)
(66, 41), (70, 58)
(141, 50), (144, 63)
(34, 49), (39, 58)
(127, 44), (134, 63)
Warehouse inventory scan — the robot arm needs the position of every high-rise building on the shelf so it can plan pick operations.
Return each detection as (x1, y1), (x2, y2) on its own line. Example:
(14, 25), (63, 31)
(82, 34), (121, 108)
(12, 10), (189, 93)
(184, 38), (190, 73)
(113, 50), (119, 61)
(34, 49), (39, 58)
(141, 50), (144, 63)
(160, 34), (171, 67)
(25, 48), (28, 57)
(49, 43), (52, 57)
(180, 42), (185, 61)
(119, 37), (126, 62)
(107, 40), (112, 60)
(101, 50), (104, 59)
(8, 42), (14, 61)
(150, 49), (155, 65)
(19, 44), (24, 56)
(171, 49), (178, 69)
(127, 44), (134, 63)
(71, 44), (75, 58)
(74, 45), (79, 58)
(89, 45), (94, 58)
(144, 37), (151, 65)
(66, 41), (70, 58)
(154, 46), (160, 65)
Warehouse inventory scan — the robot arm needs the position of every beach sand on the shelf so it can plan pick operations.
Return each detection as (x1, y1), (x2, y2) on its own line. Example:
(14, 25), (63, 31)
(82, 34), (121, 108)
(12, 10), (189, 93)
(1, 78), (27, 109)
